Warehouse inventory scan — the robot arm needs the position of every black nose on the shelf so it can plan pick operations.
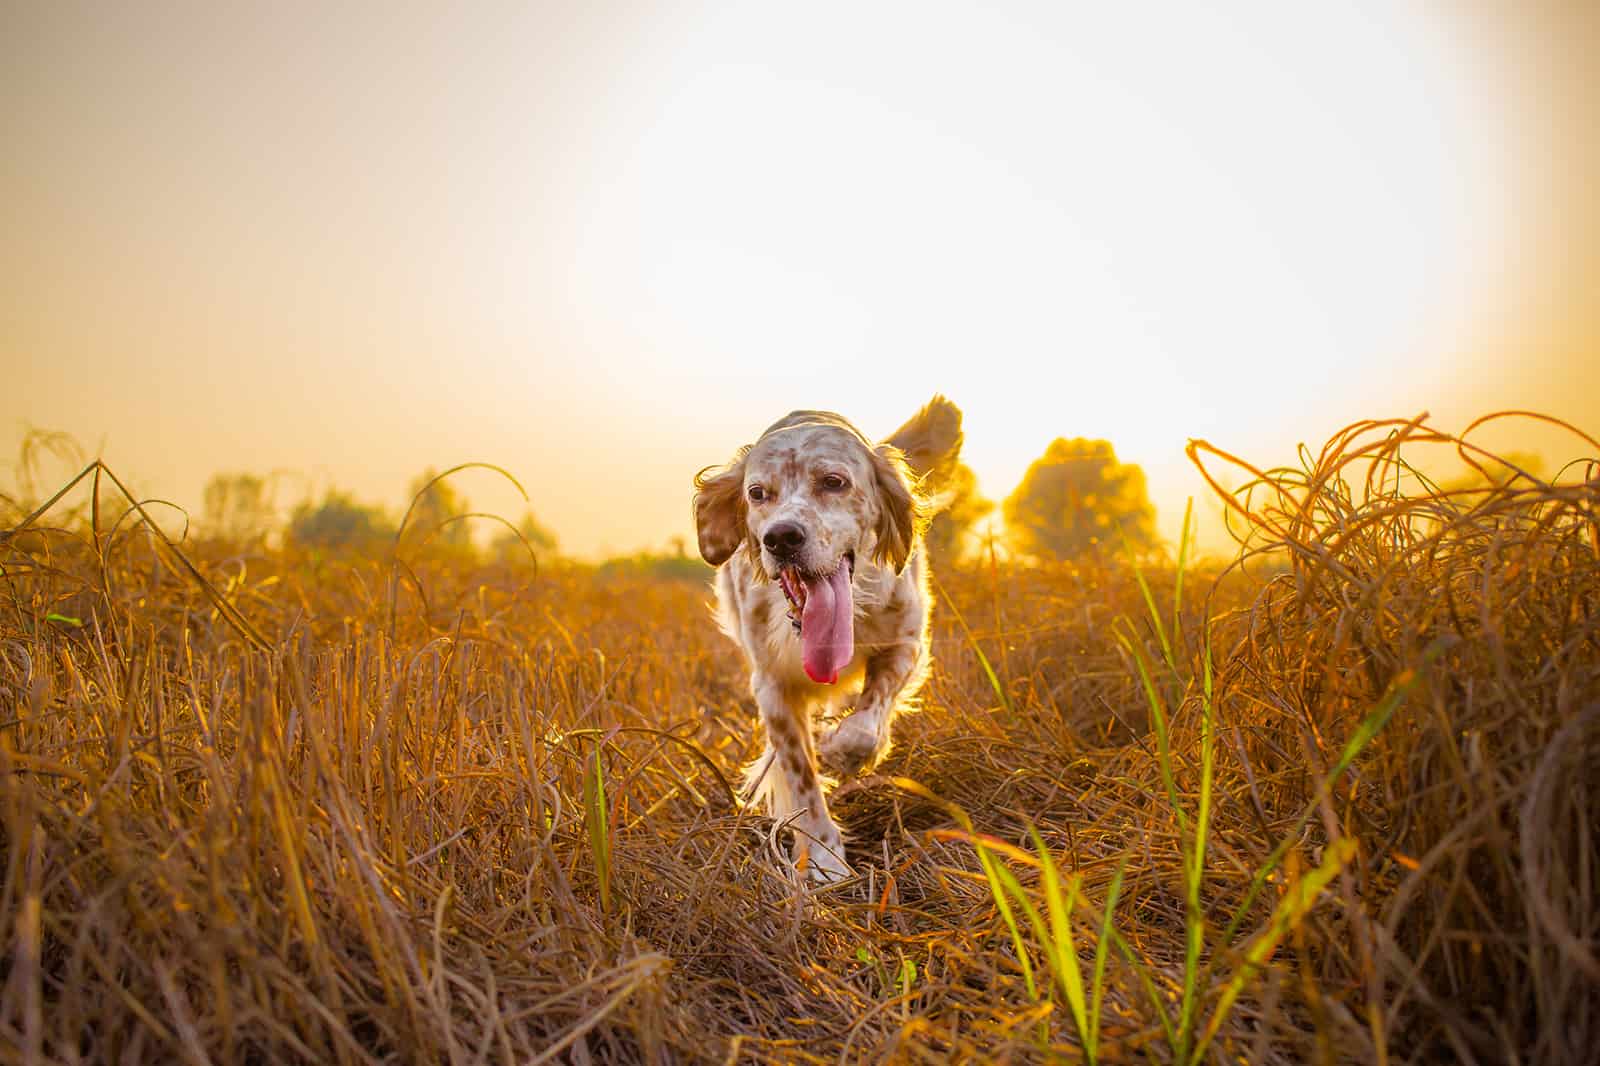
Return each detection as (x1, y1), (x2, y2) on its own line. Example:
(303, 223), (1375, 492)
(762, 521), (806, 557)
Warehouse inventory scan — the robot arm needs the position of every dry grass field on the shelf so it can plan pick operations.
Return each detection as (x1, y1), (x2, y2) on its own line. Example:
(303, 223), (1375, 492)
(2, 416), (1598, 1064)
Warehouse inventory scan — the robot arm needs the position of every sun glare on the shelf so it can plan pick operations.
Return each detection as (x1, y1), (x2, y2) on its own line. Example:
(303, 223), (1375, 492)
(558, 1), (1509, 548)
(3, 2), (1520, 557)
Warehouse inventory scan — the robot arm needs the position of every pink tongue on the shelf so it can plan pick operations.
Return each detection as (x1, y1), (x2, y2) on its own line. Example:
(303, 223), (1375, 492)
(801, 566), (854, 684)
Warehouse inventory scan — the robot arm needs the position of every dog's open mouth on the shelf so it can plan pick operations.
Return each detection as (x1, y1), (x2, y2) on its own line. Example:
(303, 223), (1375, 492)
(777, 551), (855, 685)
(776, 550), (854, 614)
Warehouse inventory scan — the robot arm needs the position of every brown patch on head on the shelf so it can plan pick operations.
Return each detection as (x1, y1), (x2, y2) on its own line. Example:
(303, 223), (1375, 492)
(750, 596), (770, 631)
(693, 447), (751, 566)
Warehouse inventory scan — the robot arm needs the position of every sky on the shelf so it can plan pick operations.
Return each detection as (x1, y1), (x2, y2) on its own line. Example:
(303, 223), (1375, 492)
(4, 2), (1597, 558)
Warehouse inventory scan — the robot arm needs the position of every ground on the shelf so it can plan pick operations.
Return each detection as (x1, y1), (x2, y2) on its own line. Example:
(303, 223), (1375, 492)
(2, 439), (1597, 1063)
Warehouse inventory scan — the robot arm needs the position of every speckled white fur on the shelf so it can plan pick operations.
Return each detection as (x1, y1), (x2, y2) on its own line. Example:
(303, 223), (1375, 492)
(693, 398), (961, 884)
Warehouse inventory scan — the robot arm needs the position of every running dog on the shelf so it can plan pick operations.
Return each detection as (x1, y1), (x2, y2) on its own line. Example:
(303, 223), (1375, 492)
(693, 396), (962, 881)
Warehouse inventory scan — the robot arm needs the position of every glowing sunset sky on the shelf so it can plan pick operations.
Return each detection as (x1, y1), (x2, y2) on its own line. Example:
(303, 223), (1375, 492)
(4, 2), (1596, 557)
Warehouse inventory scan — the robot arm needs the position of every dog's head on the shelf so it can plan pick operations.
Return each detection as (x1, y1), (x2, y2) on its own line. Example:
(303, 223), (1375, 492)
(693, 398), (960, 682)
(694, 411), (918, 577)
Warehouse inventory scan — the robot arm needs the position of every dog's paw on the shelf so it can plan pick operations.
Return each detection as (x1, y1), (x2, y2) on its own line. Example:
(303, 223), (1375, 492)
(798, 837), (853, 886)
(819, 714), (886, 778)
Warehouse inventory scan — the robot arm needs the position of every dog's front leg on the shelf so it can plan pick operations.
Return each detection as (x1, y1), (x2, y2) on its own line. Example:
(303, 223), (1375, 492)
(819, 640), (923, 777)
(750, 675), (851, 883)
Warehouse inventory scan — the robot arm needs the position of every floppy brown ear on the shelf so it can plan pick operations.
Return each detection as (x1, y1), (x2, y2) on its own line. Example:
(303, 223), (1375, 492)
(693, 450), (749, 567)
(870, 444), (929, 573)
(883, 394), (964, 489)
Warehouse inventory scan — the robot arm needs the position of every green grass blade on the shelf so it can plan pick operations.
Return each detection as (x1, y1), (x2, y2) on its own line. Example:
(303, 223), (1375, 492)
(897, 956), (917, 996)
(1028, 825), (1090, 1058)
(933, 574), (1013, 716)
(1122, 528), (1175, 674)
(1192, 636), (1215, 903)
(1190, 837), (1358, 1066)
(1172, 498), (1193, 654)
(1105, 921), (1177, 1048)
(1116, 626), (1188, 836)
(889, 779), (1040, 1001)
(1090, 858), (1126, 1053)
(1178, 634), (1216, 1053)
(1213, 651), (1436, 954)
(583, 749), (612, 914)
(979, 846), (1038, 1000)
(989, 861), (1055, 1049)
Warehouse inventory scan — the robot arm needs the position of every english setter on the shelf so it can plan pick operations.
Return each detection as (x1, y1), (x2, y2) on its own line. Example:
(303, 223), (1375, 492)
(694, 397), (962, 882)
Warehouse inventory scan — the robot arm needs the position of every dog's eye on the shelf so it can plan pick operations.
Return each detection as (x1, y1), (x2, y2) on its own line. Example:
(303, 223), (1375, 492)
(820, 474), (849, 491)
(747, 485), (768, 503)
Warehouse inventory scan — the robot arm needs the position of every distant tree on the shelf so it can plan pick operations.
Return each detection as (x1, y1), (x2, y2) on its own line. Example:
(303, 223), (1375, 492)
(202, 472), (274, 543)
(597, 549), (713, 582)
(924, 462), (993, 562)
(1003, 438), (1157, 561)
(401, 469), (474, 552)
(287, 491), (395, 550)
(493, 511), (559, 564)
